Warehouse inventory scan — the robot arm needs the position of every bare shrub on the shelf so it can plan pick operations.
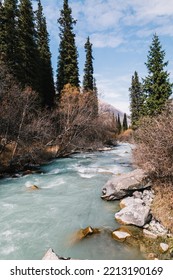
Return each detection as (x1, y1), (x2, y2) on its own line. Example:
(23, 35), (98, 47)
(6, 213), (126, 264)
(0, 63), (55, 169)
(133, 106), (173, 179)
(52, 84), (111, 156)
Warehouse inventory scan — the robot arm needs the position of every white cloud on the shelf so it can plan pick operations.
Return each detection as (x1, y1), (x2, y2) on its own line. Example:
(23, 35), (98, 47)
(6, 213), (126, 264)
(95, 73), (132, 113)
(41, 0), (173, 49)
(90, 32), (124, 48)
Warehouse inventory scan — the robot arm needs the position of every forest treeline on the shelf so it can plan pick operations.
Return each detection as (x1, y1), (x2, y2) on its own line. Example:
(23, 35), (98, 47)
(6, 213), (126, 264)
(0, 0), (125, 173)
(129, 33), (173, 185)
(1, 0), (172, 178)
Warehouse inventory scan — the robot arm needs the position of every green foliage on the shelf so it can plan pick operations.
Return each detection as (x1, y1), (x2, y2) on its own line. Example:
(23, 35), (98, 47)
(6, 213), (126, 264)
(83, 37), (94, 91)
(129, 71), (144, 128)
(17, 0), (39, 91)
(0, 0), (18, 72)
(143, 34), (172, 116)
(123, 113), (128, 131)
(36, 0), (55, 108)
(56, 0), (79, 96)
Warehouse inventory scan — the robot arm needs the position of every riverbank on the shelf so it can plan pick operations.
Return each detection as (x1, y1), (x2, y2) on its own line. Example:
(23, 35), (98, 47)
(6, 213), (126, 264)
(0, 142), (117, 179)
(101, 168), (173, 260)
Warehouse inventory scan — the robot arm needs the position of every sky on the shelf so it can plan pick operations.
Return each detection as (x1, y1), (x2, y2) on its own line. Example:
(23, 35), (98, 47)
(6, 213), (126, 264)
(37, 0), (173, 114)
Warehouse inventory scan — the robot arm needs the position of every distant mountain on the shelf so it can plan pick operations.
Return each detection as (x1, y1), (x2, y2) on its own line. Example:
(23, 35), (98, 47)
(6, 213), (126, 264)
(98, 99), (127, 122)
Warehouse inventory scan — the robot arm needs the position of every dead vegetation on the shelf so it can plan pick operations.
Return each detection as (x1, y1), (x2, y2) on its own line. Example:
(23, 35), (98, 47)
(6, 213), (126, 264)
(0, 65), (117, 173)
(133, 106), (173, 234)
(151, 181), (173, 234)
(133, 107), (173, 179)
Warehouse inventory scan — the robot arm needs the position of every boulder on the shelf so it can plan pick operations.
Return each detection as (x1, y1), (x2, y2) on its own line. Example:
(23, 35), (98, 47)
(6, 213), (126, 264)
(120, 197), (143, 209)
(146, 218), (168, 237)
(101, 169), (151, 200)
(115, 202), (150, 227)
(112, 230), (131, 242)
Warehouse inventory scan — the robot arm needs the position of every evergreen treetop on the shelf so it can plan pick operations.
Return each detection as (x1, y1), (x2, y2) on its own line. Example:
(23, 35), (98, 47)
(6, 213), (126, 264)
(143, 34), (172, 116)
(36, 0), (55, 107)
(83, 36), (94, 92)
(117, 114), (122, 134)
(129, 71), (144, 128)
(0, 0), (18, 72)
(56, 0), (79, 96)
(123, 113), (128, 131)
(17, 0), (39, 91)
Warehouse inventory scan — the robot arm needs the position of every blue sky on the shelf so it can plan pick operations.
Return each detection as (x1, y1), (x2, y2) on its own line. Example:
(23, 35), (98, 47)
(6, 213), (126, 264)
(37, 0), (173, 114)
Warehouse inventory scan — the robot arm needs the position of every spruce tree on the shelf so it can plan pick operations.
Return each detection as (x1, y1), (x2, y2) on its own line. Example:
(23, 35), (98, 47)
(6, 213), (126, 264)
(0, 0), (18, 72)
(129, 71), (144, 128)
(17, 0), (39, 91)
(56, 0), (79, 96)
(83, 37), (94, 91)
(36, 0), (55, 107)
(123, 113), (128, 131)
(117, 114), (122, 134)
(143, 34), (172, 116)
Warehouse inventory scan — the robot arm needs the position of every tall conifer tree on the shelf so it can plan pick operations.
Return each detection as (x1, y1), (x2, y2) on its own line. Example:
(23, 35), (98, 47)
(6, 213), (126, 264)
(17, 0), (39, 90)
(83, 37), (94, 91)
(129, 71), (144, 128)
(36, 0), (55, 107)
(143, 34), (172, 116)
(56, 0), (79, 97)
(117, 114), (122, 134)
(0, 0), (18, 72)
(123, 113), (128, 131)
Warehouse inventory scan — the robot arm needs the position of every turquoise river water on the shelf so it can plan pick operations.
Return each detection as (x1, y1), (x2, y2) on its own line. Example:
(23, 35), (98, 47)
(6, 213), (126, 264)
(0, 143), (144, 260)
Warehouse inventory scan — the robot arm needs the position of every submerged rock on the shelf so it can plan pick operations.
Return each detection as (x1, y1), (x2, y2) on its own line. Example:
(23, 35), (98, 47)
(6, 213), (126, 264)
(101, 169), (151, 200)
(70, 226), (100, 243)
(27, 185), (40, 191)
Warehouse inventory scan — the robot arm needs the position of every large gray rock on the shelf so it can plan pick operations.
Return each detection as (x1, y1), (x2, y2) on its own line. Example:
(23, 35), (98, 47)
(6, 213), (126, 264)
(115, 202), (151, 227)
(101, 169), (151, 200)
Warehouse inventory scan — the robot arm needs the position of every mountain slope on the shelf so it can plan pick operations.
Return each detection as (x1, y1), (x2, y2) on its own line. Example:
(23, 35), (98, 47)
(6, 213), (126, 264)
(98, 99), (125, 122)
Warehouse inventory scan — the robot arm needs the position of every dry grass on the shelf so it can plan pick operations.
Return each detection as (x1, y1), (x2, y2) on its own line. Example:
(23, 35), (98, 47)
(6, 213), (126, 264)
(117, 129), (134, 142)
(151, 180), (173, 234)
(133, 108), (173, 179)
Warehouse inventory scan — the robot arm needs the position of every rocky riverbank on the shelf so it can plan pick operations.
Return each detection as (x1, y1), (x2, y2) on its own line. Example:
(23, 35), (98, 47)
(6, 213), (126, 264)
(101, 168), (173, 260)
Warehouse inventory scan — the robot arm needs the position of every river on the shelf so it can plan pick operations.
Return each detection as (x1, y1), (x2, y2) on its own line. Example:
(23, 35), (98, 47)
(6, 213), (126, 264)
(0, 143), (144, 260)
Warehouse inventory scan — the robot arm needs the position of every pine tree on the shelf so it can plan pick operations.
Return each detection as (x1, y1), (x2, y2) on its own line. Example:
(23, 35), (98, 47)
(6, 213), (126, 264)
(123, 113), (128, 131)
(129, 71), (144, 128)
(0, 0), (18, 72)
(117, 114), (122, 134)
(36, 0), (55, 107)
(143, 34), (172, 116)
(56, 0), (79, 97)
(17, 0), (39, 90)
(83, 37), (94, 91)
